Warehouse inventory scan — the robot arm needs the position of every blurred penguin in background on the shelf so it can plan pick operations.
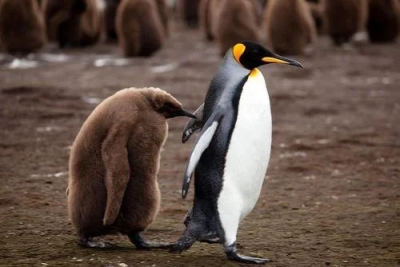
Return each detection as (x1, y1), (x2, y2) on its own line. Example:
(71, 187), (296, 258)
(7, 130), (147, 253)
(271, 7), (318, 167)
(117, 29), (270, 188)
(322, 0), (368, 46)
(199, 0), (213, 40)
(154, 0), (169, 36)
(367, 0), (400, 43)
(179, 0), (199, 27)
(264, 0), (316, 55)
(43, 0), (104, 48)
(0, 0), (47, 55)
(116, 0), (165, 57)
(214, 0), (261, 57)
(104, 0), (121, 41)
(306, 0), (324, 34)
(199, 0), (223, 41)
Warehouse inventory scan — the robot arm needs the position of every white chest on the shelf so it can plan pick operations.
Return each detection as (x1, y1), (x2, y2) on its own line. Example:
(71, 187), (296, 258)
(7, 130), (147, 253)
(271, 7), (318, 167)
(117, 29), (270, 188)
(219, 70), (272, 220)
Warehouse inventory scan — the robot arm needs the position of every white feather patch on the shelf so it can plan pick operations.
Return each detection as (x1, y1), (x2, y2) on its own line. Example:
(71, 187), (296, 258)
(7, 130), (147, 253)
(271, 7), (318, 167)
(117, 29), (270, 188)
(218, 69), (272, 246)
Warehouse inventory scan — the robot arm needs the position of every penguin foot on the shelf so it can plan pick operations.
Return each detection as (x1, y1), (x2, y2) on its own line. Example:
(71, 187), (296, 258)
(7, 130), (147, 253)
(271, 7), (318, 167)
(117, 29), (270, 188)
(78, 237), (114, 248)
(169, 233), (197, 253)
(128, 232), (174, 250)
(225, 243), (269, 264)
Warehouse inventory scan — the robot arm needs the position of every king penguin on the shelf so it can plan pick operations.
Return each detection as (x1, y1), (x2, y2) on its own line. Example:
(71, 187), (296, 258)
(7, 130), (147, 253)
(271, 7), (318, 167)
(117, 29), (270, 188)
(171, 41), (303, 264)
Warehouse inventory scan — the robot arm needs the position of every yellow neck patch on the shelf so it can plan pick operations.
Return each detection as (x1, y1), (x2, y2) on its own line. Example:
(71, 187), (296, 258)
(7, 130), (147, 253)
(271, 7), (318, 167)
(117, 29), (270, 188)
(249, 68), (260, 78)
(232, 43), (246, 63)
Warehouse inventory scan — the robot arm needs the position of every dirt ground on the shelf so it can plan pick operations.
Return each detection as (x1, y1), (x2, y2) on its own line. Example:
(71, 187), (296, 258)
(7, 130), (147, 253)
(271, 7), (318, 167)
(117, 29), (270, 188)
(0, 22), (399, 267)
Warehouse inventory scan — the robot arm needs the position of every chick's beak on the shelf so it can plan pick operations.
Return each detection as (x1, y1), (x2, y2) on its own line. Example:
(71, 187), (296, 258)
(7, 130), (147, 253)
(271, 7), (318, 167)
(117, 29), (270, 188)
(179, 109), (197, 119)
(262, 54), (303, 68)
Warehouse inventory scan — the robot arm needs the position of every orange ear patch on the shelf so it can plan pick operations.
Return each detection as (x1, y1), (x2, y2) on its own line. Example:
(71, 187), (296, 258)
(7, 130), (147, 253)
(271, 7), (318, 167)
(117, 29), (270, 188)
(233, 43), (246, 63)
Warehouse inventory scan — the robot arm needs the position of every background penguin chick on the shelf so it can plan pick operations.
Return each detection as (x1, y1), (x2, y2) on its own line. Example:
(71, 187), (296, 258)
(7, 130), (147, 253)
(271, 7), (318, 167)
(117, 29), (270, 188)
(367, 0), (400, 43)
(68, 87), (195, 248)
(116, 0), (165, 57)
(307, 1), (324, 34)
(322, 0), (368, 46)
(104, 0), (121, 41)
(42, 0), (103, 48)
(153, 0), (170, 36)
(0, 0), (47, 55)
(199, 0), (222, 41)
(178, 0), (199, 27)
(264, 0), (316, 56)
(214, 0), (260, 57)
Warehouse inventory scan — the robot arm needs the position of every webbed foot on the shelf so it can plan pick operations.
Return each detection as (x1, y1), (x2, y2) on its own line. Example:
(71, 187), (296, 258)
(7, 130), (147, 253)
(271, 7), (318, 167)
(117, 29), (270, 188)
(128, 232), (174, 250)
(225, 243), (269, 264)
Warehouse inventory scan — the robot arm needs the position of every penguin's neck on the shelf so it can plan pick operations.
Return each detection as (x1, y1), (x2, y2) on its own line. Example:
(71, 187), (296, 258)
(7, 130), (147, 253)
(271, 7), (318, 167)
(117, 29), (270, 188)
(204, 52), (252, 119)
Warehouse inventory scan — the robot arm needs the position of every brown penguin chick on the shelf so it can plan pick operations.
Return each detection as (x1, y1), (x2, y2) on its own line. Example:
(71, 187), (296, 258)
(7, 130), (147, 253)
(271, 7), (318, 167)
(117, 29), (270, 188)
(77, 0), (104, 46)
(42, 0), (103, 48)
(214, 0), (261, 57)
(307, 1), (323, 34)
(0, 0), (47, 55)
(322, 0), (368, 46)
(68, 87), (195, 248)
(199, 0), (213, 40)
(153, 0), (169, 36)
(104, 0), (121, 41)
(178, 0), (200, 27)
(116, 0), (165, 57)
(367, 0), (400, 43)
(199, 0), (223, 41)
(264, 0), (316, 55)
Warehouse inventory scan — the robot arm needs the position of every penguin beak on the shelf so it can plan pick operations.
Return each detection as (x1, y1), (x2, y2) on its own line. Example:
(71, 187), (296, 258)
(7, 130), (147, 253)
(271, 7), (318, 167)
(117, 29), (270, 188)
(262, 54), (304, 68)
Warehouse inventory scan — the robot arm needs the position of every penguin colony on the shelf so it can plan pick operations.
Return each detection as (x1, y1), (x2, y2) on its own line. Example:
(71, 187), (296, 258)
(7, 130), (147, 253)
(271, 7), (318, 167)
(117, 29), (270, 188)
(0, 1), (398, 263)
(68, 87), (195, 248)
(0, 0), (399, 55)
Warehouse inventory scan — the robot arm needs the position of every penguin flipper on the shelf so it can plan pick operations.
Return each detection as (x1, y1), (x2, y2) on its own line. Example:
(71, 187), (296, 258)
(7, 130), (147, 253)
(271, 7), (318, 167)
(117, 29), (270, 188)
(101, 125), (131, 226)
(182, 103), (204, 143)
(182, 109), (224, 198)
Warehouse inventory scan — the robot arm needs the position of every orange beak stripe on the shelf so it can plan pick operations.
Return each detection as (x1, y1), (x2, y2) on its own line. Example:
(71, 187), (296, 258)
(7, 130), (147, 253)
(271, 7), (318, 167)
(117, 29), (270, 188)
(262, 57), (290, 64)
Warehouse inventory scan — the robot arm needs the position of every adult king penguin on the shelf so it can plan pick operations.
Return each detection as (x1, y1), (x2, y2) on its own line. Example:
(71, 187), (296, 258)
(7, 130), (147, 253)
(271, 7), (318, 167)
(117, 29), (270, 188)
(171, 41), (303, 264)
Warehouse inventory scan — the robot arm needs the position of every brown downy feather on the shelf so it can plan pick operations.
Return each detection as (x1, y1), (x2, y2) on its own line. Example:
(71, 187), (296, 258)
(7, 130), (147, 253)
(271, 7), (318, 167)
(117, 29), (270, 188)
(264, 0), (316, 55)
(307, 1), (323, 34)
(42, 0), (103, 48)
(199, 0), (212, 40)
(0, 0), (47, 54)
(322, 0), (368, 46)
(116, 0), (164, 57)
(179, 0), (199, 27)
(367, 0), (400, 43)
(215, 0), (261, 57)
(68, 87), (190, 239)
(153, 0), (169, 36)
(104, 0), (121, 41)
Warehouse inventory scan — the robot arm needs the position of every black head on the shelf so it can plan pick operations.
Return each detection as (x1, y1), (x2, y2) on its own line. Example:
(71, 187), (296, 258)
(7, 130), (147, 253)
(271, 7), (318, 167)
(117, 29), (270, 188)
(145, 88), (196, 119)
(232, 41), (303, 70)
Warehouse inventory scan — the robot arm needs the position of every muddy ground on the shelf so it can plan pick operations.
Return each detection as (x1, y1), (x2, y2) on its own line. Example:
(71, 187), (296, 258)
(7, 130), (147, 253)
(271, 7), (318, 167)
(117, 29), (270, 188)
(0, 23), (399, 267)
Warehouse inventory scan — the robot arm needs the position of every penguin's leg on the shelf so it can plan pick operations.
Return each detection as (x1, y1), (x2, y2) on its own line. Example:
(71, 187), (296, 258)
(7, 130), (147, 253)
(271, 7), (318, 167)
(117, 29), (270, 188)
(183, 206), (219, 244)
(128, 232), (175, 250)
(78, 235), (114, 248)
(218, 188), (269, 264)
(170, 220), (203, 253)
